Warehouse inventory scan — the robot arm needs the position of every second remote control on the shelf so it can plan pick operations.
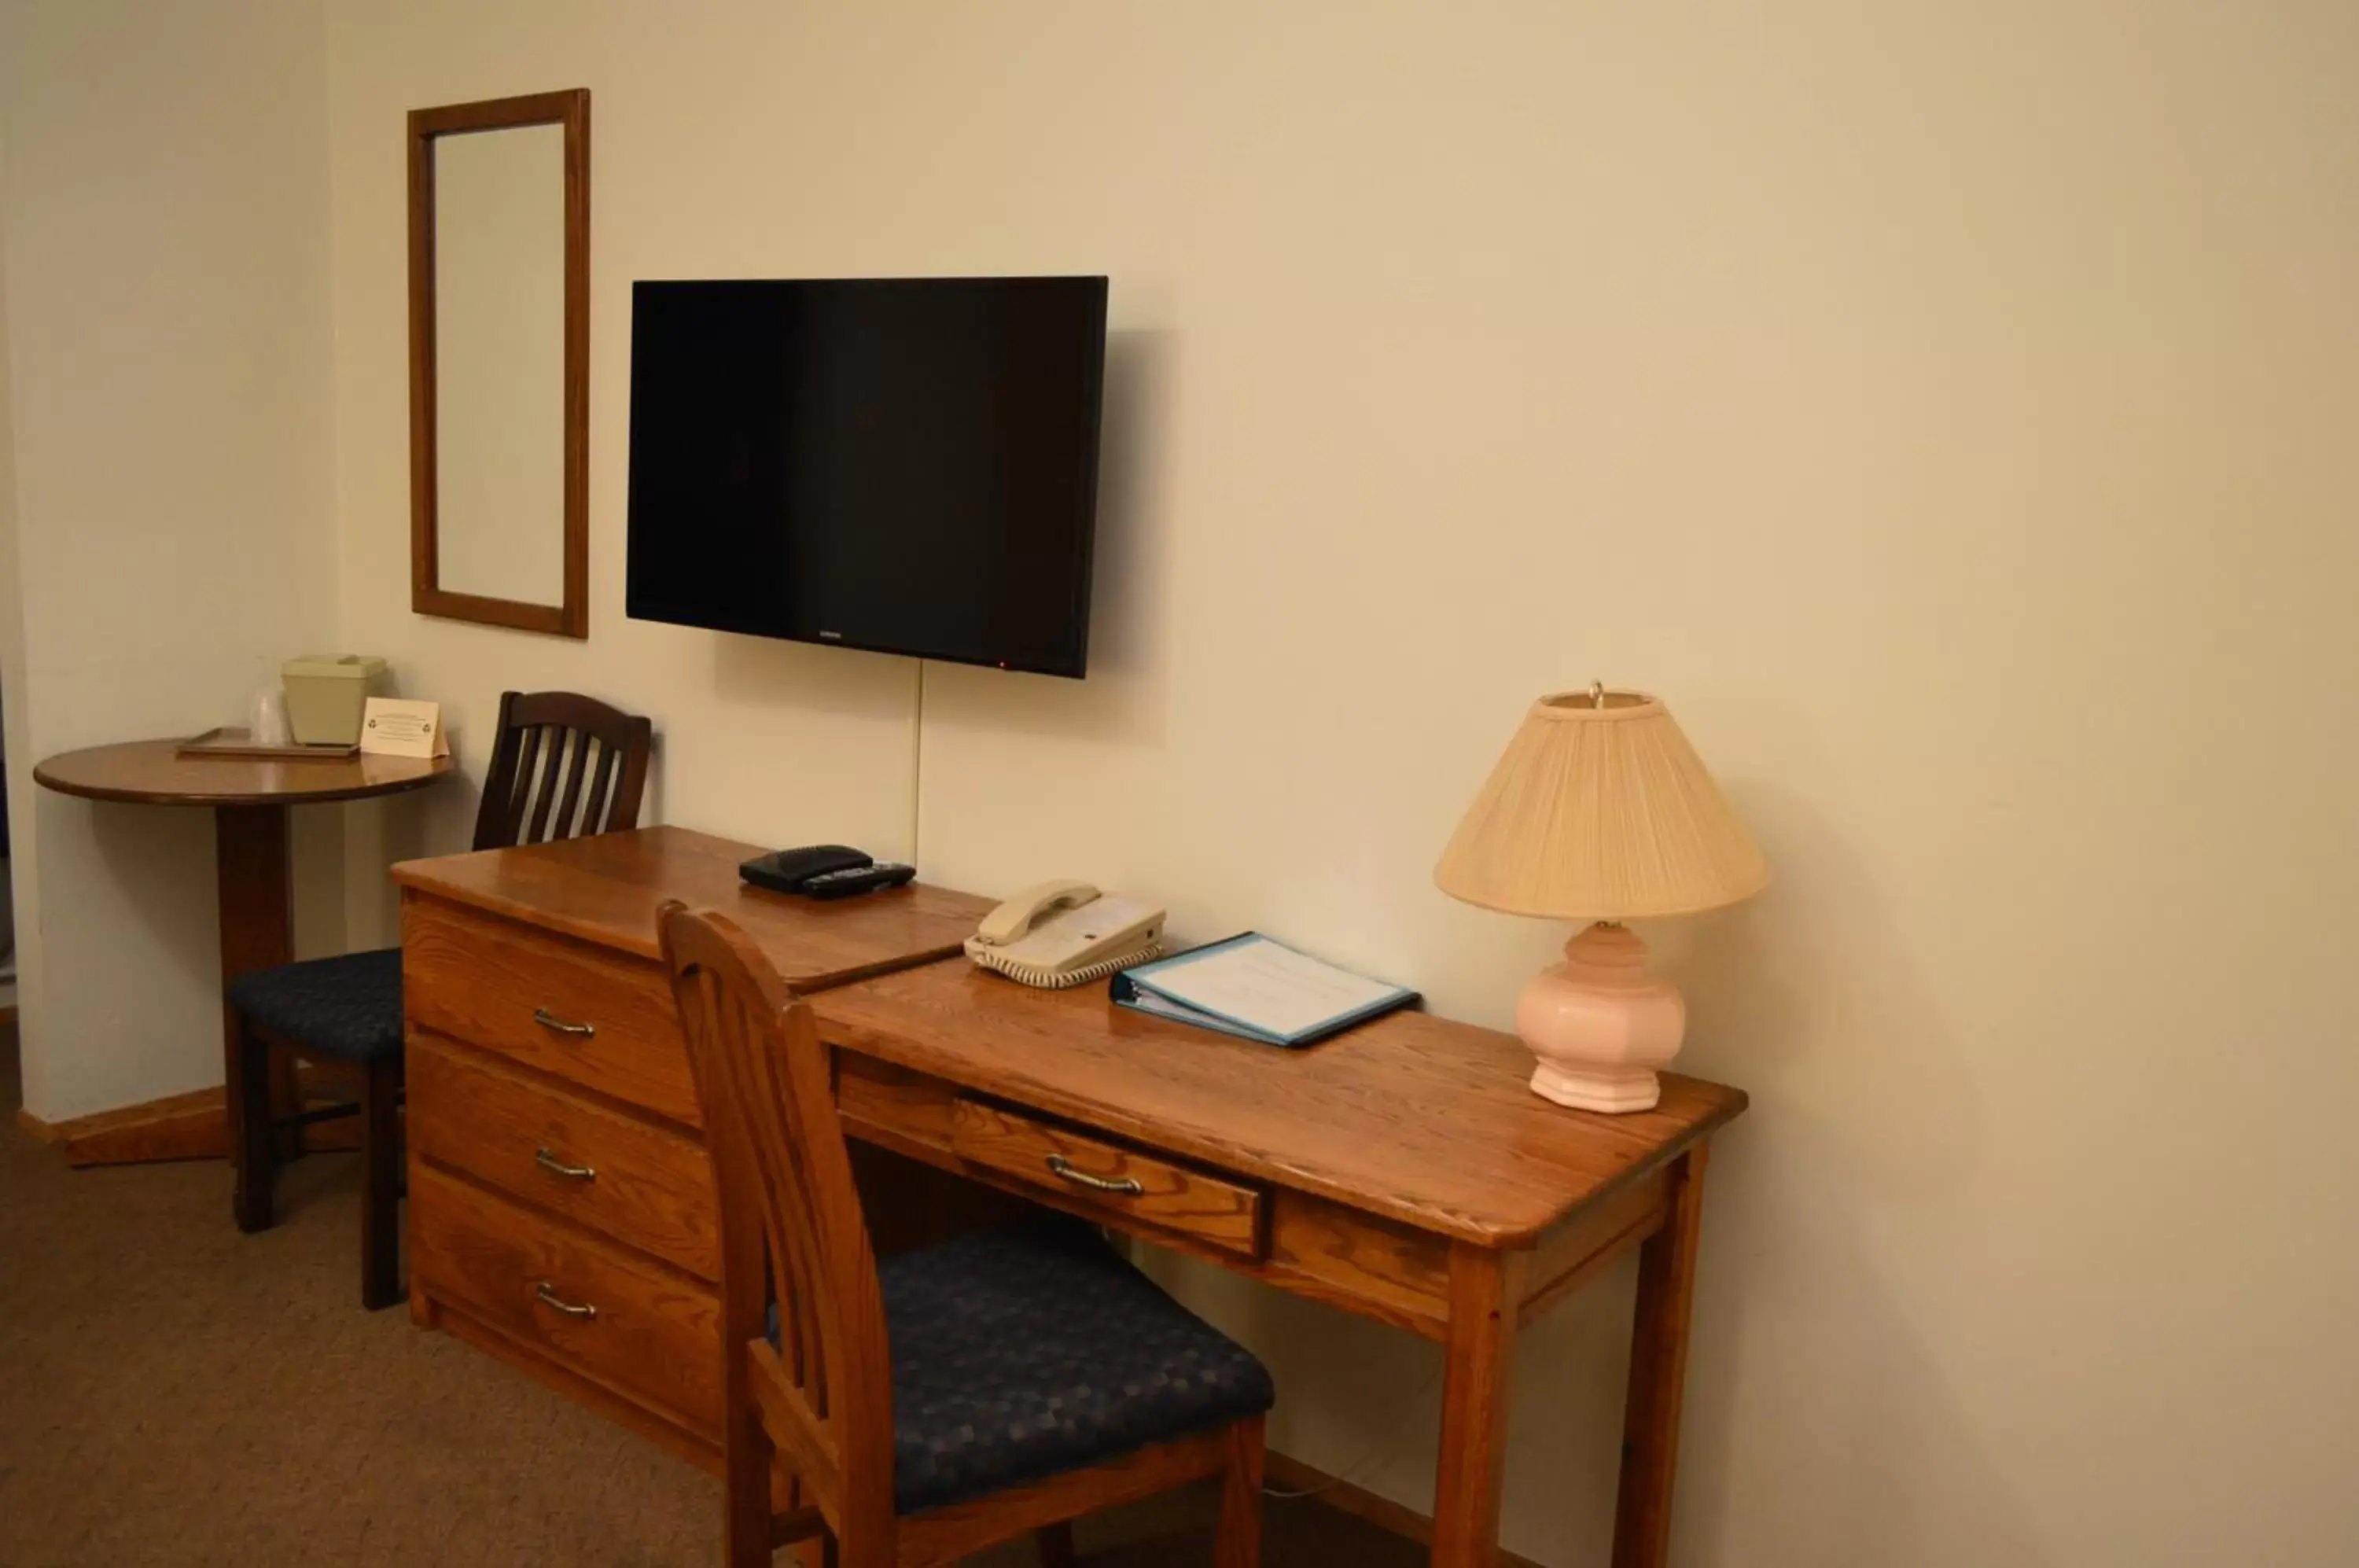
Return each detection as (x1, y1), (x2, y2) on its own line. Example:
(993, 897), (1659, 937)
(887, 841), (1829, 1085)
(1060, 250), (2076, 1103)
(800, 862), (917, 900)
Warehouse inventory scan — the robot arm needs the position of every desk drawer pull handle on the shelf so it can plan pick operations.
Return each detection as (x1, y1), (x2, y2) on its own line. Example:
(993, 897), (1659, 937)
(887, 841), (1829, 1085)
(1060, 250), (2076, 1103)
(534, 1283), (598, 1319)
(534, 1147), (596, 1183)
(1046, 1154), (1143, 1196)
(533, 1008), (595, 1039)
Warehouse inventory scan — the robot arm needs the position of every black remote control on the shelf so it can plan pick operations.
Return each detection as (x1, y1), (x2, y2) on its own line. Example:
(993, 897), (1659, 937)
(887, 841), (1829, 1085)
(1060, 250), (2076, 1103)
(741, 845), (871, 896)
(799, 862), (917, 900)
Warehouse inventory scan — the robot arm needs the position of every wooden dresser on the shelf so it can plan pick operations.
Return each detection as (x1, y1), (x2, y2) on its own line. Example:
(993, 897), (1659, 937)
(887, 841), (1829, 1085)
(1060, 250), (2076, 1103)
(394, 826), (989, 1465)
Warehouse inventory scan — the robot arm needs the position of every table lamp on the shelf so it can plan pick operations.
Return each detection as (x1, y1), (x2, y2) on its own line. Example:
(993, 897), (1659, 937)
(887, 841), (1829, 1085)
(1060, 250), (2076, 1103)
(1435, 686), (1768, 1113)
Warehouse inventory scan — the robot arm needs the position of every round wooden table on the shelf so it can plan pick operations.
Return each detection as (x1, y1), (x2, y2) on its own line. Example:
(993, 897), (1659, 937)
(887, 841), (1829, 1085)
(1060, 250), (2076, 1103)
(32, 739), (454, 1165)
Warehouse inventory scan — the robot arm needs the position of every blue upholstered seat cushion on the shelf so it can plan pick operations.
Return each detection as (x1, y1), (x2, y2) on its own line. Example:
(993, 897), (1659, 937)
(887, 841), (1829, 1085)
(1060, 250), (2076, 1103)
(771, 1218), (1275, 1515)
(225, 947), (404, 1063)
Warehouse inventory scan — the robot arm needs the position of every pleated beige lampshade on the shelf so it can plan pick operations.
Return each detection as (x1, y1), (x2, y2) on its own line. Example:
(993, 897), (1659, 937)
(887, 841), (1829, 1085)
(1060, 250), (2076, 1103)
(1435, 690), (1769, 921)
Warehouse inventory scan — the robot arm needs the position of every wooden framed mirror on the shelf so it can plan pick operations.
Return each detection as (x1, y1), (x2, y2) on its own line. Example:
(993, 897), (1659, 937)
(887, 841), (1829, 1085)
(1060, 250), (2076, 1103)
(407, 89), (590, 639)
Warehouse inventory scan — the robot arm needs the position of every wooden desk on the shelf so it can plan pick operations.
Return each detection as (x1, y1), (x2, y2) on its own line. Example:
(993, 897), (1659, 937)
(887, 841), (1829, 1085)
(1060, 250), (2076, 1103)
(394, 828), (1746, 1568)
(815, 960), (1743, 1567)
(31, 738), (453, 1165)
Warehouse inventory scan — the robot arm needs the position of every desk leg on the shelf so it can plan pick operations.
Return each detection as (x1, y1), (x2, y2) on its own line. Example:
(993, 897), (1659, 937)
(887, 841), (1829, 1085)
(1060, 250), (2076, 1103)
(1611, 1143), (1712, 1568)
(1432, 1242), (1526, 1566)
(216, 804), (297, 1176)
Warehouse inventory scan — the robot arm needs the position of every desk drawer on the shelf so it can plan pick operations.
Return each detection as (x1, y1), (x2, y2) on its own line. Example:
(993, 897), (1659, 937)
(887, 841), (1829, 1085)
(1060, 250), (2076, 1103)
(409, 1164), (721, 1436)
(403, 896), (699, 1126)
(407, 1033), (721, 1281)
(948, 1099), (1266, 1259)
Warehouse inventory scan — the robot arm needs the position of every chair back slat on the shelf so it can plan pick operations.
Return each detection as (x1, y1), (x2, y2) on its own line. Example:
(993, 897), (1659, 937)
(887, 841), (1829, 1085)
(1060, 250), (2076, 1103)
(480, 721), (533, 848)
(522, 729), (567, 844)
(582, 740), (622, 837)
(471, 691), (653, 852)
(549, 734), (596, 840)
(659, 904), (896, 1554)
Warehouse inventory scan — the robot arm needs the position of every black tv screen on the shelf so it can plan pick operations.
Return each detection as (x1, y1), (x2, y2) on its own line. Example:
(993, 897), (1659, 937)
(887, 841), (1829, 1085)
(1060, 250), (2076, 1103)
(626, 277), (1108, 677)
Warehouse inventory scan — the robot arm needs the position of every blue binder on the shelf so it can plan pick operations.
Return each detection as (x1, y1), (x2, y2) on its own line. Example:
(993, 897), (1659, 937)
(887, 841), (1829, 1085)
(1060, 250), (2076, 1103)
(1109, 933), (1419, 1048)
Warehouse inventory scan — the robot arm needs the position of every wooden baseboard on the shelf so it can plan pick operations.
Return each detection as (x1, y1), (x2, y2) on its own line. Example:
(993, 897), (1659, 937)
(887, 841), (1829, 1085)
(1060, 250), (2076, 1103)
(20, 1085), (229, 1165)
(16, 1068), (364, 1167)
(1264, 1451), (1544, 1568)
(14, 1105), (62, 1143)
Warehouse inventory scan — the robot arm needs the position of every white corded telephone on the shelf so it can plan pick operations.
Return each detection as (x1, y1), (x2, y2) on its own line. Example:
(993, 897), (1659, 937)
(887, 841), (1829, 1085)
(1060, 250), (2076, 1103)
(964, 880), (1166, 988)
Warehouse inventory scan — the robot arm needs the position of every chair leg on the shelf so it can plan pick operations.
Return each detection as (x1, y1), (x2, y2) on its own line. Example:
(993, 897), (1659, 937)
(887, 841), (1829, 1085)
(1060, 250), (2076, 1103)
(1213, 1415), (1264, 1568)
(231, 1019), (275, 1234)
(1036, 1522), (1077, 1568)
(724, 1408), (774, 1568)
(359, 1056), (403, 1310)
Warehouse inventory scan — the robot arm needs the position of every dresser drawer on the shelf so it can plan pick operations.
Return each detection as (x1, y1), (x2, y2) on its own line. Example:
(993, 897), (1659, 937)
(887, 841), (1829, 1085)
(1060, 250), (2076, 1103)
(407, 1032), (721, 1281)
(948, 1099), (1267, 1259)
(409, 1164), (722, 1436)
(403, 895), (699, 1126)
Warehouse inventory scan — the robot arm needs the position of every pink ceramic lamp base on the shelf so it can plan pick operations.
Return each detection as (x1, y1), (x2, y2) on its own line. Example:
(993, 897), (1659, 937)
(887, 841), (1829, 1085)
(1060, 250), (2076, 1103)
(1513, 922), (1686, 1113)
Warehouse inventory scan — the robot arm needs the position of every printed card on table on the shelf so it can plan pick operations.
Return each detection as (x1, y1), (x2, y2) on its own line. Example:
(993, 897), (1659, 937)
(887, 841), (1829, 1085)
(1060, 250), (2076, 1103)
(359, 698), (449, 759)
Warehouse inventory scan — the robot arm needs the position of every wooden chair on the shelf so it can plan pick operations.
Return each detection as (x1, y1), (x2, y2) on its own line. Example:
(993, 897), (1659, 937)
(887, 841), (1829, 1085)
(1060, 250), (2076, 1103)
(228, 690), (653, 1308)
(658, 903), (1272, 1568)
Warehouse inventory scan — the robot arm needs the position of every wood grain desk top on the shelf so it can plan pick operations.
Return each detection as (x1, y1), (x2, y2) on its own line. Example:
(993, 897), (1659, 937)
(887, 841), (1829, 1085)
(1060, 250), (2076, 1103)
(811, 957), (1747, 1248)
(35, 738), (453, 807)
(394, 824), (1747, 1247)
(392, 826), (992, 988)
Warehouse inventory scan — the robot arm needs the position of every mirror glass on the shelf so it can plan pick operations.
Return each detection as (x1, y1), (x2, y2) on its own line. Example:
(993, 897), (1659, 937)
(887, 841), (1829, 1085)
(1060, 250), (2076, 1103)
(432, 123), (565, 605)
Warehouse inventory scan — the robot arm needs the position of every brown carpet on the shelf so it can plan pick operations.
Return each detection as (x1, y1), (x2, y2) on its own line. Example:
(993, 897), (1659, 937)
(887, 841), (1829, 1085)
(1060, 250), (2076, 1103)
(0, 1029), (1418, 1566)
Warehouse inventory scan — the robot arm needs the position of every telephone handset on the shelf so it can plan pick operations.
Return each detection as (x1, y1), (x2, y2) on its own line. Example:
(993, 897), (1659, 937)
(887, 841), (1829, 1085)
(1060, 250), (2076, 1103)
(965, 880), (1167, 988)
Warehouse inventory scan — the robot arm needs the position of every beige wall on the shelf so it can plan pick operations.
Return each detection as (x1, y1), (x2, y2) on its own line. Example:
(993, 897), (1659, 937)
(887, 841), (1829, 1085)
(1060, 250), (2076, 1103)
(0, 125), (31, 1028)
(0, 0), (346, 1120)
(182, 0), (2359, 1561)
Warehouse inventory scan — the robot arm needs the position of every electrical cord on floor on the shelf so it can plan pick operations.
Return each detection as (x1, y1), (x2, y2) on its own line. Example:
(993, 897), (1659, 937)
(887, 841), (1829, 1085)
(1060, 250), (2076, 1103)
(1260, 1360), (1446, 1500)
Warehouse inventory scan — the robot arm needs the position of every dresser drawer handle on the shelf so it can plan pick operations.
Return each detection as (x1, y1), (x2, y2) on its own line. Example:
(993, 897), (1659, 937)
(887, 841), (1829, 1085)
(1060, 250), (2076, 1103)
(532, 1008), (596, 1039)
(534, 1147), (596, 1183)
(1046, 1154), (1143, 1196)
(534, 1283), (598, 1320)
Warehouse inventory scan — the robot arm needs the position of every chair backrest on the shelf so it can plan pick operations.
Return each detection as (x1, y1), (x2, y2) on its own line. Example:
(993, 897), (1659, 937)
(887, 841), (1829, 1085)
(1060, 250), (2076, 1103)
(658, 902), (896, 1551)
(470, 690), (654, 852)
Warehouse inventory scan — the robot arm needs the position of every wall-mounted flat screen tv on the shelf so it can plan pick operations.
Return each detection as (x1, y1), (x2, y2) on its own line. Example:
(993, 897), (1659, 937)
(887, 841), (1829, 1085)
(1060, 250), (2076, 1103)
(627, 276), (1108, 677)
